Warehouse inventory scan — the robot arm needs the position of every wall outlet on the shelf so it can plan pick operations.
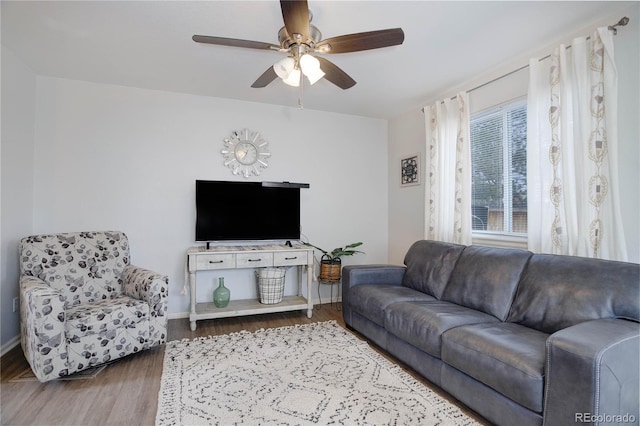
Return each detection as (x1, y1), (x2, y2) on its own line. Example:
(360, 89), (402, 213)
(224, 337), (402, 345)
(13, 297), (19, 313)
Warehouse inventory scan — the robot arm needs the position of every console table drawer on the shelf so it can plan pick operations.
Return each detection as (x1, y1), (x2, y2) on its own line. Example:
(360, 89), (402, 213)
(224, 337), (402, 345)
(274, 251), (308, 266)
(236, 252), (273, 268)
(195, 253), (236, 270)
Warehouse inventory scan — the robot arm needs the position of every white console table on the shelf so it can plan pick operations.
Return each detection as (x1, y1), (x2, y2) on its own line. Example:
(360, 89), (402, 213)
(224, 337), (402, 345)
(187, 244), (315, 331)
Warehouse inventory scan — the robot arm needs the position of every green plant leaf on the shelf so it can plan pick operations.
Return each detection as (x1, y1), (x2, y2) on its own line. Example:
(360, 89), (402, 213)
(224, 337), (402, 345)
(302, 242), (328, 255)
(344, 242), (363, 249)
(305, 241), (365, 261)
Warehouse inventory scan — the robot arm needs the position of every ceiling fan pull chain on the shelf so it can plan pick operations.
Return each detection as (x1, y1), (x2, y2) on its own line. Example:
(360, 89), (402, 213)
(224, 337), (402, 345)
(298, 70), (304, 109)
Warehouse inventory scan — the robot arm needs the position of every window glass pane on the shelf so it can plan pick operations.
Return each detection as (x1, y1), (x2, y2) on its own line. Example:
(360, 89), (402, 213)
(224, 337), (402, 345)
(508, 105), (527, 233)
(471, 100), (527, 234)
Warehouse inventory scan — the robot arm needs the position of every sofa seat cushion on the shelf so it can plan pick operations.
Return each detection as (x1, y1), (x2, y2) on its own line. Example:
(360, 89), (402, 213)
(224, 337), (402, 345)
(441, 322), (549, 413)
(349, 285), (435, 326)
(66, 295), (149, 340)
(385, 301), (500, 359)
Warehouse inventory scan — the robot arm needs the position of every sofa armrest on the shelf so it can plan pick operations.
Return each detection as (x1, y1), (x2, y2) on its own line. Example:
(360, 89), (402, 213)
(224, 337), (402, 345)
(342, 265), (405, 327)
(122, 265), (169, 346)
(342, 264), (405, 287)
(20, 276), (68, 382)
(543, 318), (639, 426)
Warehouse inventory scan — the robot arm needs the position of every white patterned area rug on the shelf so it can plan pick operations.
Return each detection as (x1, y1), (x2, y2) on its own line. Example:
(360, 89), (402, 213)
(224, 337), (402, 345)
(156, 321), (480, 425)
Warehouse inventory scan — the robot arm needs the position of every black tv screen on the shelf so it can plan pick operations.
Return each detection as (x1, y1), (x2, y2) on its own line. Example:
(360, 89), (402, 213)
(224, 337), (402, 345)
(195, 180), (301, 242)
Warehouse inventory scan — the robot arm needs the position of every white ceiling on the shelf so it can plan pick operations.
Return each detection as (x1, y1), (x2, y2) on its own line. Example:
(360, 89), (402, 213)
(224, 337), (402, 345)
(1, 1), (630, 119)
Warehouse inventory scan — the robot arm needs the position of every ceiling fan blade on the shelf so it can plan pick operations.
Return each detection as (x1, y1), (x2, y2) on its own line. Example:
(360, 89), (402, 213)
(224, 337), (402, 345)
(192, 35), (279, 50)
(316, 28), (404, 54)
(280, 0), (309, 40)
(251, 67), (278, 88)
(316, 57), (356, 90)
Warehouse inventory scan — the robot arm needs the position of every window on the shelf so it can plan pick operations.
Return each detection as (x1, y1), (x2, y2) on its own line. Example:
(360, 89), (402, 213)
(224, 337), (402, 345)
(470, 99), (527, 234)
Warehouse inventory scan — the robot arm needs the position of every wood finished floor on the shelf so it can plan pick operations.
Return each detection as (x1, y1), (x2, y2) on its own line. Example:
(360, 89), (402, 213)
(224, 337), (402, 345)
(1, 305), (488, 425)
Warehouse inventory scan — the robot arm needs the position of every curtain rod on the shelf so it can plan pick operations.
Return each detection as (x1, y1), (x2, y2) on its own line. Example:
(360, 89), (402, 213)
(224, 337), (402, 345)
(422, 16), (629, 111)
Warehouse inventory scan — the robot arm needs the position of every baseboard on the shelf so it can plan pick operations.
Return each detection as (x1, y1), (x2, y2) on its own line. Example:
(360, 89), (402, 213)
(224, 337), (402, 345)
(1, 335), (20, 357)
(168, 312), (190, 320)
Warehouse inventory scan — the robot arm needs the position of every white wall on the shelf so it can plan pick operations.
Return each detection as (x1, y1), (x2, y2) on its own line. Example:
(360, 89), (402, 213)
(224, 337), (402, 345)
(388, 3), (640, 263)
(388, 109), (425, 265)
(31, 77), (389, 316)
(1, 46), (37, 350)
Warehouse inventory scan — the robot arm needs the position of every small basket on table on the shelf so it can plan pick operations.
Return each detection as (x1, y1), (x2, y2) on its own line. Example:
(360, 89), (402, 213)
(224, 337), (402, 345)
(256, 267), (287, 304)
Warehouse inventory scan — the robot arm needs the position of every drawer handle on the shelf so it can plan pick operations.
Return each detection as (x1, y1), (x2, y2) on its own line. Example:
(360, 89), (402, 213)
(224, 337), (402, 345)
(209, 260), (224, 264)
(284, 257), (298, 260)
(248, 258), (262, 262)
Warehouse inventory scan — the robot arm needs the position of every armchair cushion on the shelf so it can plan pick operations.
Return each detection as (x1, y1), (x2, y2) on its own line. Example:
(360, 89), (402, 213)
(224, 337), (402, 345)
(65, 295), (150, 372)
(20, 231), (129, 308)
(65, 296), (149, 339)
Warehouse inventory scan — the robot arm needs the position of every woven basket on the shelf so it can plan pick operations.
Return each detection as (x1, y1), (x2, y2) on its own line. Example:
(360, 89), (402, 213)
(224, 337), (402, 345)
(319, 256), (341, 283)
(257, 267), (286, 304)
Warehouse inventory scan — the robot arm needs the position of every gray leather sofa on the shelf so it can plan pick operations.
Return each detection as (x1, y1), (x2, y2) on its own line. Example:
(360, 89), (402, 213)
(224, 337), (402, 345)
(342, 240), (639, 426)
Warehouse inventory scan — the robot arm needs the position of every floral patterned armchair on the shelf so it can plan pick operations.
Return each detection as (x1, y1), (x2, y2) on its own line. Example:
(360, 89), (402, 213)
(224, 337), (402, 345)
(19, 231), (168, 382)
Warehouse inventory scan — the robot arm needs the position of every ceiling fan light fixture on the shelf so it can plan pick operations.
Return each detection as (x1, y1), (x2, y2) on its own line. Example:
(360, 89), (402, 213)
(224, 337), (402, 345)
(273, 57), (295, 79)
(305, 68), (325, 85)
(283, 68), (301, 86)
(299, 54), (320, 71)
(299, 54), (325, 85)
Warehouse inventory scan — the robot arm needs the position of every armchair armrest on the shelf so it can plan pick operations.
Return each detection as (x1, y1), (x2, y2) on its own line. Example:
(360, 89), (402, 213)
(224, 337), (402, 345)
(342, 265), (405, 327)
(122, 265), (169, 346)
(20, 276), (68, 382)
(543, 318), (639, 426)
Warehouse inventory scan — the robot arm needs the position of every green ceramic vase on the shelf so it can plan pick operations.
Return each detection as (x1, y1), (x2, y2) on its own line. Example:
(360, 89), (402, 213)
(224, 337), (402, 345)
(213, 277), (230, 308)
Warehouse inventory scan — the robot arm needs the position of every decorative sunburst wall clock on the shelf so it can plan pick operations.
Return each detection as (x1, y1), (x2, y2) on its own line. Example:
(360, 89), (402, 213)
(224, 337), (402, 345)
(221, 129), (271, 178)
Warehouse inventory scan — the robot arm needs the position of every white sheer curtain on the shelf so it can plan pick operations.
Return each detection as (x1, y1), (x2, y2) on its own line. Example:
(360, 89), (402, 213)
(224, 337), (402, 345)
(423, 93), (472, 245)
(527, 27), (627, 261)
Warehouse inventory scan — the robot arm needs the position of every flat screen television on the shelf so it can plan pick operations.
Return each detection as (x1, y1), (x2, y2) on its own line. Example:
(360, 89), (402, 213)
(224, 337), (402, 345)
(195, 180), (302, 242)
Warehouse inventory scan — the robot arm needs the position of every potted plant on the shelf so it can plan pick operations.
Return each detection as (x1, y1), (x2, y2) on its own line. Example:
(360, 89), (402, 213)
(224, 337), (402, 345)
(304, 242), (364, 283)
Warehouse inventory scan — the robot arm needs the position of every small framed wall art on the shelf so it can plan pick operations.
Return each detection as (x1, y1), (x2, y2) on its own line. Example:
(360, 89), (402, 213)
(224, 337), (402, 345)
(400, 153), (420, 187)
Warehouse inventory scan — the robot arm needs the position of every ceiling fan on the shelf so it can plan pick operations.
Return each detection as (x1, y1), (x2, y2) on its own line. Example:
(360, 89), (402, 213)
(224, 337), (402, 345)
(192, 0), (404, 90)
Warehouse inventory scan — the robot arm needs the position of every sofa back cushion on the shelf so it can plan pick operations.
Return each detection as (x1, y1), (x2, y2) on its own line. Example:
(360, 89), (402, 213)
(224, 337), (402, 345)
(442, 246), (532, 321)
(507, 254), (640, 334)
(402, 240), (466, 299)
(20, 231), (130, 308)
